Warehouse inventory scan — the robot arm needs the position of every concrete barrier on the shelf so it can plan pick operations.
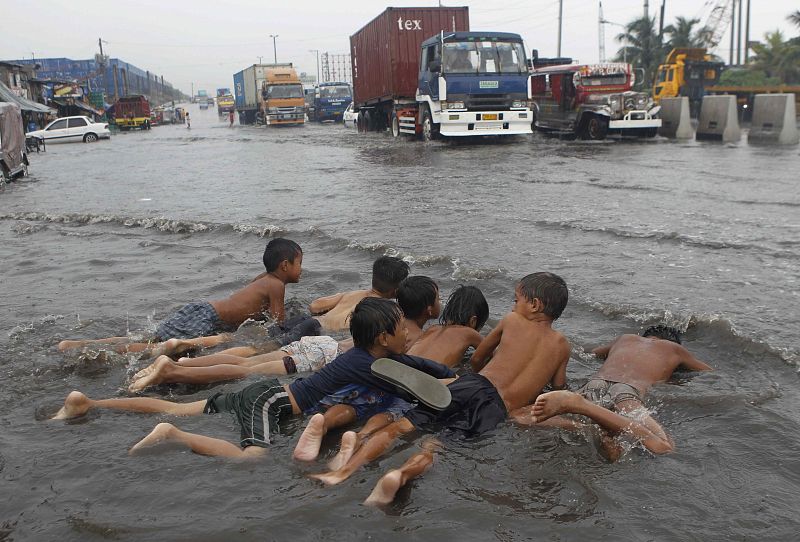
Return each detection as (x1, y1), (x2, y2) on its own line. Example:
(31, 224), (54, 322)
(696, 95), (740, 142)
(748, 93), (799, 145)
(658, 97), (693, 139)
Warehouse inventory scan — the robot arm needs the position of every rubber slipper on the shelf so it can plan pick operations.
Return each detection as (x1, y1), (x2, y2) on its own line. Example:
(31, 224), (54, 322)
(371, 358), (451, 410)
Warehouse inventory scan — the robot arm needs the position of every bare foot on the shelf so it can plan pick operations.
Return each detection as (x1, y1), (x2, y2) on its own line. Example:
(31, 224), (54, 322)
(58, 340), (86, 352)
(293, 413), (326, 461)
(52, 391), (92, 419)
(307, 471), (348, 486)
(128, 356), (172, 392)
(532, 390), (584, 423)
(129, 422), (176, 454)
(132, 360), (159, 381)
(150, 338), (198, 359)
(327, 431), (357, 471)
(364, 470), (403, 506)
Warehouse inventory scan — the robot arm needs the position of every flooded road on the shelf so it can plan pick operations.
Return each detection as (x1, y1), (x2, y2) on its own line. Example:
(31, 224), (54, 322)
(2, 105), (799, 540)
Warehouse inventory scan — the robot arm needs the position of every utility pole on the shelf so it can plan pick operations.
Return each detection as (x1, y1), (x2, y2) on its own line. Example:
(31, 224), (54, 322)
(257, 56), (263, 64)
(658, 0), (666, 40)
(744, 0), (751, 64)
(557, 0), (563, 57)
(598, 2), (606, 63)
(643, 0), (649, 19)
(309, 49), (320, 83)
(269, 35), (278, 64)
(729, 0), (735, 65)
(736, 0), (742, 65)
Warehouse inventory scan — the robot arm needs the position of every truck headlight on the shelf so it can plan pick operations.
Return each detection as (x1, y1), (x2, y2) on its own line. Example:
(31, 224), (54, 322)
(446, 101), (465, 110)
(511, 100), (527, 109)
(635, 95), (648, 109)
(609, 96), (621, 111)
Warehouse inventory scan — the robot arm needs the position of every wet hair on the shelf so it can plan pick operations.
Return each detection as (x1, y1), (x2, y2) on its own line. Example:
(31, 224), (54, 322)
(517, 272), (568, 320)
(371, 256), (410, 296)
(350, 297), (403, 348)
(440, 285), (489, 330)
(642, 325), (682, 344)
(262, 238), (302, 272)
(396, 276), (439, 320)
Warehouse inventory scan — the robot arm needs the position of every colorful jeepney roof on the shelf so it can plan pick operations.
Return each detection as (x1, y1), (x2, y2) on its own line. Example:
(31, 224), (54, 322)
(533, 62), (630, 75)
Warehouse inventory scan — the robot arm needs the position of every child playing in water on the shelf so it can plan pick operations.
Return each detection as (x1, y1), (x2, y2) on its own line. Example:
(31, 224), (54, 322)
(294, 283), (490, 465)
(51, 298), (455, 459)
(57, 238), (304, 354)
(513, 325), (712, 460)
(309, 272), (571, 506)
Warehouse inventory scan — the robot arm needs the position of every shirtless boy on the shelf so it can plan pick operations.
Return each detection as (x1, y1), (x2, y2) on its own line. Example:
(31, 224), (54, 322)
(51, 298), (454, 459)
(57, 238), (304, 354)
(294, 283), (490, 465)
(310, 272), (570, 506)
(514, 325), (712, 459)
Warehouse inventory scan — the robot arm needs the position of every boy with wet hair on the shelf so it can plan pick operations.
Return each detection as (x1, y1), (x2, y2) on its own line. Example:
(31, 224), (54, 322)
(57, 238), (305, 353)
(51, 298), (454, 459)
(514, 324), (712, 460)
(304, 284), (490, 467)
(310, 272), (571, 505)
(396, 276), (441, 347)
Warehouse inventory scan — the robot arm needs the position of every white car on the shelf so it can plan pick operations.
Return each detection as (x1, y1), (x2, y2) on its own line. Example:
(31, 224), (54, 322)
(342, 102), (358, 128)
(26, 116), (111, 143)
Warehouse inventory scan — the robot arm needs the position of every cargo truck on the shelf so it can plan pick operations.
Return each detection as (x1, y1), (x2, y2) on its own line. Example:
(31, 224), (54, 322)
(113, 95), (151, 130)
(313, 82), (352, 122)
(653, 48), (725, 117)
(351, 7), (533, 140)
(216, 87), (235, 115)
(233, 64), (305, 126)
(197, 89), (209, 110)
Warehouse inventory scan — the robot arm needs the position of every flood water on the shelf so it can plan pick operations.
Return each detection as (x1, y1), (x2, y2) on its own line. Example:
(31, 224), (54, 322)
(2, 105), (799, 540)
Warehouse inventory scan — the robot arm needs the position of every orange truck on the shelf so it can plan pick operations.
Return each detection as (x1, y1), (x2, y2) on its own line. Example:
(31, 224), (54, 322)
(233, 64), (305, 126)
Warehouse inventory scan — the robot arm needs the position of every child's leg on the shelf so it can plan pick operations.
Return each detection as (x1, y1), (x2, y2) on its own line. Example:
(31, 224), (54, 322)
(129, 422), (267, 459)
(128, 356), (262, 391)
(364, 438), (441, 506)
(149, 334), (234, 358)
(327, 413), (394, 471)
(58, 337), (132, 351)
(293, 405), (358, 461)
(532, 391), (674, 455)
(52, 390), (206, 420)
(309, 418), (417, 486)
(174, 349), (284, 368)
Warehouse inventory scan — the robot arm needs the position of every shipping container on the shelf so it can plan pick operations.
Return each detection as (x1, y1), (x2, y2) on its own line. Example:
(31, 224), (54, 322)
(350, 7), (469, 107)
(232, 63), (302, 125)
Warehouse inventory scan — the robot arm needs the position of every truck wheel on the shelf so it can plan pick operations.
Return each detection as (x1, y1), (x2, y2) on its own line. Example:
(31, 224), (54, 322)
(391, 112), (400, 137)
(421, 108), (438, 142)
(83, 133), (98, 143)
(580, 115), (608, 140)
(357, 111), (369, 132)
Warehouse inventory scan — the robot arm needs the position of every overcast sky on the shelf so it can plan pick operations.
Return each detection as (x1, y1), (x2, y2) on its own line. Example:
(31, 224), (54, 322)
(2, 0), (797, 93)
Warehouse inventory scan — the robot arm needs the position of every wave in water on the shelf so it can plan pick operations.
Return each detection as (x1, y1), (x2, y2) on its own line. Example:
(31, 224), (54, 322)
(582, 300), (798, 366)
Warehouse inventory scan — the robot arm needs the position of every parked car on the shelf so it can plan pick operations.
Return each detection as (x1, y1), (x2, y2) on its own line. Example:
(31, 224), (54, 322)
(0, 103), (29, 181)
(342, 102), (357, 128)
(26, 116), (111, 143)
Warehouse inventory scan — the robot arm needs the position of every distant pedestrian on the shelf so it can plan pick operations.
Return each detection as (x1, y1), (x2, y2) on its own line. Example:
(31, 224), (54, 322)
(229, 110), (235, 127)
(186, 112), (191, 129)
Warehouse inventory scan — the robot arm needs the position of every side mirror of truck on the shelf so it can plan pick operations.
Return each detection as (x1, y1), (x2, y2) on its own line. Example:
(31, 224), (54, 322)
(633, 68), (645, 90)
(429, 60), (442, 74)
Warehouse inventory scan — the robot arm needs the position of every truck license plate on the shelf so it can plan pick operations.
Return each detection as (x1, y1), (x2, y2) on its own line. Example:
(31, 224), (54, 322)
(482, 114), (498, 121)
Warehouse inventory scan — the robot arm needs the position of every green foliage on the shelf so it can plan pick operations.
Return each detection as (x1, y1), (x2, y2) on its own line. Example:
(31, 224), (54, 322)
(718, 69), (781, 86)
(663, 17), (713, 49)
(749, 30), (800, 84)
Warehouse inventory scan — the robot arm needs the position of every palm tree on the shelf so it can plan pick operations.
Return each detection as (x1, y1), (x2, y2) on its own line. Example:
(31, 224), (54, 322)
(614, 16), (665, 87)
(788, 10), (800, 30)
(750, 30), (800, 84)
(664, 16), (713, 49)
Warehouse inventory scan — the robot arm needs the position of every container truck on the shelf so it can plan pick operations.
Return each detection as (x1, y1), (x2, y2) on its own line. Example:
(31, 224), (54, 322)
(113, 95), (151, 130)
(351, 7), (533, 140)
(197, 89), (209, 110)
(216, 87), (235, 115)
(233, 64), (305, 126)
(313, 82), (352, 122)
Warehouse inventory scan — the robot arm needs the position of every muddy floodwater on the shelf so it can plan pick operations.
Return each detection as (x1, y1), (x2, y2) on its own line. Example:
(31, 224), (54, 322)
(2, 105), (799, 540)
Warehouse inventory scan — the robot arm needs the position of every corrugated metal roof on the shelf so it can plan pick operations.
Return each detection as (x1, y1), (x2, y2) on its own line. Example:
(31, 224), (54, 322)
(0, 81), (56, 114)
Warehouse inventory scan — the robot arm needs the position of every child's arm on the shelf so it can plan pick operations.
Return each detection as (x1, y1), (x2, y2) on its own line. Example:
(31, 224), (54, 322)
(309, 293), (344, 315)
(467, 329), (483, 349)
(549, 350), (570, 390)
(267, 283), (287, 324)
(678, 348), (713, 371)
(591, 338), (618, 359)
(470, 321), (503, 372)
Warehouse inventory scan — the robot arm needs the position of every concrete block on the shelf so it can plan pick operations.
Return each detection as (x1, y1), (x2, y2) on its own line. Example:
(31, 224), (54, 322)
(748, 93), (799, 145)
(658, 97), (694, 139)
(696, 95), (741, 142)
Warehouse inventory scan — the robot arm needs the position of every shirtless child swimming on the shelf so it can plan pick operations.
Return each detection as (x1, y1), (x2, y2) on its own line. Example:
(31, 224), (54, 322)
(515, 325), (713, 459)
(309, 272), (570, 506)
(57, 238), (304, 354)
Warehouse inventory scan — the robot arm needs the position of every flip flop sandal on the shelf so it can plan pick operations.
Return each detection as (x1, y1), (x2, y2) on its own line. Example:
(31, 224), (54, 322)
(371, 358), (452, 411)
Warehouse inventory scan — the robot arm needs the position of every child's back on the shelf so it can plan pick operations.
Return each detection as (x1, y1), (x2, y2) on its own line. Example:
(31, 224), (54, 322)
(408, 324), (482, 369)
(211, 274), (288, 327)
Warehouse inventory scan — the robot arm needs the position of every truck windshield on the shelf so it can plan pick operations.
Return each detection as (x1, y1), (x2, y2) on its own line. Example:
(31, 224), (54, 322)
(265, 84), (304, 99)
(443, 41), (526, 74)
(319, 86), (351, 98)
